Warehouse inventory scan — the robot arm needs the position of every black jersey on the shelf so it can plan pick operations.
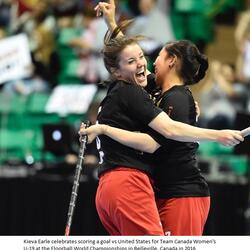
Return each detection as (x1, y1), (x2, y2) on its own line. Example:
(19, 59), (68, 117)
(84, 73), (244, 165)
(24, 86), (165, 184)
(96, 78), (162, 177)
(152, 85), (210, 198)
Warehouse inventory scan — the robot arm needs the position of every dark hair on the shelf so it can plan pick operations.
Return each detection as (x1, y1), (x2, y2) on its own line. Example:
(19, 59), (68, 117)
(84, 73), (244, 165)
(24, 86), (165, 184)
(102, 20), (144, 75)
(164, 40), (209, 85)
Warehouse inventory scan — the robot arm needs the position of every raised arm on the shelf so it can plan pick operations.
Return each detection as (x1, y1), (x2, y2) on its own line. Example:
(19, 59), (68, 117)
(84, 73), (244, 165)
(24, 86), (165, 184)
(79, 123), (160, 153)
(95, 0), (152, 76)
(94, 0), (119, 33)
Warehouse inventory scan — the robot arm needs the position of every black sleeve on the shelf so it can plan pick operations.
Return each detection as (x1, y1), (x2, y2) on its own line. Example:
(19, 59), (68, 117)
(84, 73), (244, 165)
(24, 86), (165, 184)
(160, 91), (192, 124)
(118, 84), (162, 125)
(148, 89), (196, 146)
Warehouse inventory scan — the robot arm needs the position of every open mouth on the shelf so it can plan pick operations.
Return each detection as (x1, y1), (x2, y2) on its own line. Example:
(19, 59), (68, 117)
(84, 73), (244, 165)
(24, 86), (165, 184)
(136, 70), (146, 82)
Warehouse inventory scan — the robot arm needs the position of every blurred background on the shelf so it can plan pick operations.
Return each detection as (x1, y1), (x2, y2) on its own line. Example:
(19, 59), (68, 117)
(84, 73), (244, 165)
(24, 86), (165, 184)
(0, 0), (250, 236)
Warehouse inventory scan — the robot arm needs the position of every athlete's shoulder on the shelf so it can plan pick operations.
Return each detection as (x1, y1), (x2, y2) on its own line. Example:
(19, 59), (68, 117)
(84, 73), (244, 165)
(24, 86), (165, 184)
(117, 81), (146, 96)
(110, 80), (137, 92)
(106, 80), (131, 98)
(158, 86), (192, 109)
(163, 85), (192, 99)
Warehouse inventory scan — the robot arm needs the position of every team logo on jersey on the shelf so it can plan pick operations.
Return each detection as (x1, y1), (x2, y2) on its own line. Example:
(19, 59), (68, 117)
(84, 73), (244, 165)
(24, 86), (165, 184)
(167, 106), (173, 116)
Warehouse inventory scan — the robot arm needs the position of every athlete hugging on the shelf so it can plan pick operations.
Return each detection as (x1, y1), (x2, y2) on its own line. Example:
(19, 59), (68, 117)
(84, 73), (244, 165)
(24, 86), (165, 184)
(79, 0), (247, 236)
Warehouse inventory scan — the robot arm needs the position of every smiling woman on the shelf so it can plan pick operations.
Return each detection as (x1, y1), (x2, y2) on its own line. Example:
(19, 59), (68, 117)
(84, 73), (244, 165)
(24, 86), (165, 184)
(79, 0), (244, 236)
(116, 43), (147, 86)
(101, 22), (148, 87)
(92, 22), (166, 236)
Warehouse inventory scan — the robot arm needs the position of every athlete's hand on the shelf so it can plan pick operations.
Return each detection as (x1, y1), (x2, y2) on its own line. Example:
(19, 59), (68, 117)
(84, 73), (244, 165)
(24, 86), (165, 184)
(94, 0), (117, 31)
(79, 123), (107, 143)
(217, 130), (244, 146)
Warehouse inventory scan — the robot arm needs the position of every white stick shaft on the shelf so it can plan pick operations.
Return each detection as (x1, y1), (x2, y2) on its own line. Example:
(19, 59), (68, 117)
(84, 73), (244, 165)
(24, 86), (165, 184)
(241, 127), (250, 137)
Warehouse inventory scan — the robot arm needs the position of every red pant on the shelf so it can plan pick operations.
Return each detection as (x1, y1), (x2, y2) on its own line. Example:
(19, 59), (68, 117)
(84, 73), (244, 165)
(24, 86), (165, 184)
(156, 197), (210, 236)
(96, 167), (164, 235)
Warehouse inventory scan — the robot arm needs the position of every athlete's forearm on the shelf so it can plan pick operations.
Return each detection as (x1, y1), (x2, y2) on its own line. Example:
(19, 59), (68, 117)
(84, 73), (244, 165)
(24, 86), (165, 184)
(149, 112), (243, 146)
(106, 18), (117, 32)
(104, 13), (124, 39)
(103, 125), (160, 153)
(94, 0), (123, 37)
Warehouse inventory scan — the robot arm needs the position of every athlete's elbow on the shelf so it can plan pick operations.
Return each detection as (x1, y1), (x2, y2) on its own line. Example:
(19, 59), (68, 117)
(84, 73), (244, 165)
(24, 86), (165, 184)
(143, 143), (160, 153)
(162, 120), (186, 140)
(145, 147), (155, 154)
(150, 114), (180, 140)
(162, 128), (179, 140)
